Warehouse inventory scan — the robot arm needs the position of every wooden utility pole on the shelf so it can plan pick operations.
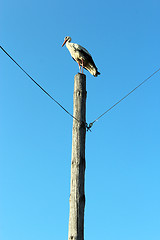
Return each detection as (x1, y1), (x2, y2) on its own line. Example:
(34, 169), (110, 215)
(68, 73), (86, 240)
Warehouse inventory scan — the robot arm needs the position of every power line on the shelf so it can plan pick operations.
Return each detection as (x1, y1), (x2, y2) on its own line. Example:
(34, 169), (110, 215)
(0, 45), (80, 123)
(87, 67), (160, 130)
(1, 45), (160, 132)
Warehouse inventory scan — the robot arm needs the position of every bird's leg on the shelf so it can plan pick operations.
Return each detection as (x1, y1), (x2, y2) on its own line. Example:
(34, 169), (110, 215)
(78, 62), (81, 73)
(81, 58), (84, 74)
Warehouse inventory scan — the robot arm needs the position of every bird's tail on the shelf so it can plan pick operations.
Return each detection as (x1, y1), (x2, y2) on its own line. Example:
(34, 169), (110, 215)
(86, 65), (100, 77)
(94, 70), (100, 77)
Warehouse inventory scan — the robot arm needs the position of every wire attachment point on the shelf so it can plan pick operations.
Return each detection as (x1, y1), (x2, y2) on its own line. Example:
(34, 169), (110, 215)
(86, 122), (94, 132)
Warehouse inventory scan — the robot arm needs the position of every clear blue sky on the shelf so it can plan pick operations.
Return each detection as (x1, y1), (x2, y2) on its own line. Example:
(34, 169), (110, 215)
(1, 0), (160, 239)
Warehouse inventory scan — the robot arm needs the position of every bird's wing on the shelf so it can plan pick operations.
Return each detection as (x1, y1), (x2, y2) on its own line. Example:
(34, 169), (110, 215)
(80, 48), (97, 69)
(73, 43), (92, 56)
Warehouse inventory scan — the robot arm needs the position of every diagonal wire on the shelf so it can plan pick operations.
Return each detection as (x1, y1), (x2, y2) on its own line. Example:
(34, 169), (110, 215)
(0, 45), (80, 123)
(87, 67), (160, 130)
(1, 46), (160, 131)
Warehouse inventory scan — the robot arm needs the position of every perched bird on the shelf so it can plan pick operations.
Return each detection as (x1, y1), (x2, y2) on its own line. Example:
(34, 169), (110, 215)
(62, 36), (100, 77)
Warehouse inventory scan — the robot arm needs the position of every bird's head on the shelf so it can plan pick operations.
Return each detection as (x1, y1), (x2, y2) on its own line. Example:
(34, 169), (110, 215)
(62, 36), (72, 47)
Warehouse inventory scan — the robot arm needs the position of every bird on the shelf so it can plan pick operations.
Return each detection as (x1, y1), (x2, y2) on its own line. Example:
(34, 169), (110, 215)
(62, 36), (100, 77)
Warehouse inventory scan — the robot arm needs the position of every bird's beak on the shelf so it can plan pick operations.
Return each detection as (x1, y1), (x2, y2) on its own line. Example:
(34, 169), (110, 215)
(62, 39), (67, 47)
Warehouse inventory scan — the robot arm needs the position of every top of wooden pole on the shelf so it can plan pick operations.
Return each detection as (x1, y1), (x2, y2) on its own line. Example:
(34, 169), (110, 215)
(73, 73), (86, 124)
(74, 73), (86, 90)
(74, 73), (86, 79)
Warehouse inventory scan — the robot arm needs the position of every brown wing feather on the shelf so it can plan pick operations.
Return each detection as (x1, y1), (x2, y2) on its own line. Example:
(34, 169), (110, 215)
(79, 49), (97, 69)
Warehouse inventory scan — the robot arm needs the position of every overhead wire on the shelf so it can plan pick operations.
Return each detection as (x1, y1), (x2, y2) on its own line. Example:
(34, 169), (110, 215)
(87, 67), (160, 130)
(0, 45), (80, 123)
(1, 45), (160, 131)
